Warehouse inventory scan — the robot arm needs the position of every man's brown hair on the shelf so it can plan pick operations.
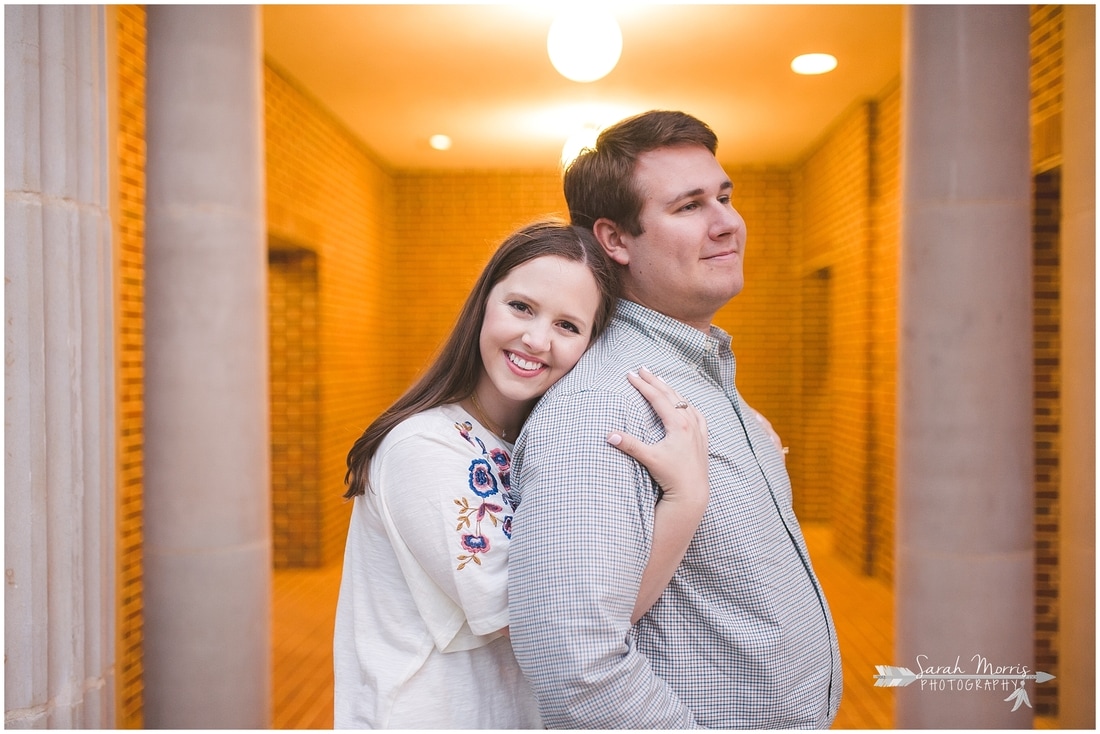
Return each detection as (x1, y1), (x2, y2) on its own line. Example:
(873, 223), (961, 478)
(563, 110), (718, 236)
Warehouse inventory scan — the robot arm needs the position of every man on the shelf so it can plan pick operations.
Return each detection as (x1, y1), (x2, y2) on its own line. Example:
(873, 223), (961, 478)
(508, 110), (842, 728)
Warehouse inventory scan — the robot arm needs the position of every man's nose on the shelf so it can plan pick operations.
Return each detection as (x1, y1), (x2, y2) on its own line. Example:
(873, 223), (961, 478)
(713, 203), (744, 238)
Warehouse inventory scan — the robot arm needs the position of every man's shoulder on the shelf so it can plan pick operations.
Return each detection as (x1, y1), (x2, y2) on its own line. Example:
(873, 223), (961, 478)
(555, 322), (646, 390)
(519, 329), (657, 439)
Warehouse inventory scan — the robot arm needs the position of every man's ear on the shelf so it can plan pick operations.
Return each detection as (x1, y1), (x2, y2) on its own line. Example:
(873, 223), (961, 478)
(593, 218), (631, 265)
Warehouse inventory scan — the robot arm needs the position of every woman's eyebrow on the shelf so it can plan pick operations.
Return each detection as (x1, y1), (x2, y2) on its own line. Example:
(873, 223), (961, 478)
(504, 289), (591, 331)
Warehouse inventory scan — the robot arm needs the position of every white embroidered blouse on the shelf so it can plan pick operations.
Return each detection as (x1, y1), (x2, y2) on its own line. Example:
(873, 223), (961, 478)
(333, 403), (541, 729)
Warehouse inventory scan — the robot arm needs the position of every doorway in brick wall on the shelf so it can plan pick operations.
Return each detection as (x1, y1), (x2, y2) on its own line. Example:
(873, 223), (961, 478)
(799, 265), (832, 522)
(268, 244), (323, 568)
(1031, 167), (1061, 717)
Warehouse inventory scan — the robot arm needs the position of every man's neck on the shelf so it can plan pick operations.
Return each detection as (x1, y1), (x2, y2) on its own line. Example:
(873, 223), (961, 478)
(618, 292), (715, 334)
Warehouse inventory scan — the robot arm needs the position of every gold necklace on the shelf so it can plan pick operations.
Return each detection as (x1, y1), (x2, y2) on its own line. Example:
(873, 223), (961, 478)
(469, 391), (508, 440)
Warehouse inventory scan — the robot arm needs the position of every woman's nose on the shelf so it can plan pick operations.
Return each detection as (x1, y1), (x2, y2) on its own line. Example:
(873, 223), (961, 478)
(522, 322), (551, 352)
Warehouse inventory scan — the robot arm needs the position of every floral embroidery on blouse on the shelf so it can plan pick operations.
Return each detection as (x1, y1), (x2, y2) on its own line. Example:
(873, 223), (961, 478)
(454, 419), (487, 454)
(489, 448), (512, 495)
(453, 419), (514, 570)
(468, 458), (498, 497)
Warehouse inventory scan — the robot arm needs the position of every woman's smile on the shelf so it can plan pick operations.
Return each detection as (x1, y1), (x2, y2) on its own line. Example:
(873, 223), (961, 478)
(505, 350), (547, 375)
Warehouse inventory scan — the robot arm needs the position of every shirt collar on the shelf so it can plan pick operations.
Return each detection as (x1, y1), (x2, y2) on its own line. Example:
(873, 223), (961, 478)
(613, 299), (732, 365)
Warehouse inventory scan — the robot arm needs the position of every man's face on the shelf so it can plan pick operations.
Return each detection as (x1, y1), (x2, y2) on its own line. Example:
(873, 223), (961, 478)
(612, 144), (747, 331)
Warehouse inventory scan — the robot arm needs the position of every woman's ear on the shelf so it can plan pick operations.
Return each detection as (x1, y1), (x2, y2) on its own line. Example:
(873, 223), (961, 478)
(593, 218), (630, 265)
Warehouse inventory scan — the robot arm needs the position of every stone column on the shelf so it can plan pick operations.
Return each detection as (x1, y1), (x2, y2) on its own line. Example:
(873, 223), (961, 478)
(143, 6), (271, 727)
(1058, 4), (1095, 728)
(4, 5), (117, 728)
(896, 6), (1034, 727)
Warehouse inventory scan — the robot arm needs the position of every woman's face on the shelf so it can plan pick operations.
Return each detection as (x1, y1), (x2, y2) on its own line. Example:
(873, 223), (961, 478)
(477, 255), (601, 417)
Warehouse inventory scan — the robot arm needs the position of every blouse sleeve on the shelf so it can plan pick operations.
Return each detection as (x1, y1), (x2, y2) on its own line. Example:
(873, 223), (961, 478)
(372, 421), (514, 652)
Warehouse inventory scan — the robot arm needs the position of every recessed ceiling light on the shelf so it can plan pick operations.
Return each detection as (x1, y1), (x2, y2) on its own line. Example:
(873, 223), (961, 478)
(429, 134), (452, 151)
(791, 53), (838, 75)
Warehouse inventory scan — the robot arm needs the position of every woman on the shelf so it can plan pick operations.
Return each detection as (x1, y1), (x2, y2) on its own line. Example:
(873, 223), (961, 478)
(333, 219), (710, 729)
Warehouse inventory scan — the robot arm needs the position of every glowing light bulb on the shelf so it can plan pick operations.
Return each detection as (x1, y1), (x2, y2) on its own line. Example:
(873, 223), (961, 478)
(547, 9), (622, 83)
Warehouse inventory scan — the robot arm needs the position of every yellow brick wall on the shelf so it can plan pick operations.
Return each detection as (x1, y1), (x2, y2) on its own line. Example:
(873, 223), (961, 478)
(114, 5), (146, 727)
(264, 64), (396, 565)
(787, 83), (901, 581)
(389, 170), (567, 391)
(794, 103), (879, 572)
(870, 82), (902, 583)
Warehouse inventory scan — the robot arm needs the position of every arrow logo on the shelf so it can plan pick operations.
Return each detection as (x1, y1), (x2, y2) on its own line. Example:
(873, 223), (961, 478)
(874, 665), (1056, 687)
(874, 665), (1055, 711)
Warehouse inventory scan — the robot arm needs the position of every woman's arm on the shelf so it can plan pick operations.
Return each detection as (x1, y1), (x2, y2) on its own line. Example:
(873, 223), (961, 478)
(605, 367), (710, 623)
(378, 418), (514, 645)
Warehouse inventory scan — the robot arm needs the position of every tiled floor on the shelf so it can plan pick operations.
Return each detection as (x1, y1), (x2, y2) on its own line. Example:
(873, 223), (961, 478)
(272, 523), (894, 729)
(802, 524), (894, 729)
(272, 562), (344, 729)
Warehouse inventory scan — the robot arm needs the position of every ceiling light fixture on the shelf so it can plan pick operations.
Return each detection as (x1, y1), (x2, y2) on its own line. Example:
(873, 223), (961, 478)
(547, 8), (622, 83)
(791, 53), (838, 75)
(429, 134), (452, 151)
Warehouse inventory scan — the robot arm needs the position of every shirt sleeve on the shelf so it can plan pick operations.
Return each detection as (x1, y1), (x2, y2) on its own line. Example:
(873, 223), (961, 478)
(508, 389), (700, 728)
(374, 424), (512, 651)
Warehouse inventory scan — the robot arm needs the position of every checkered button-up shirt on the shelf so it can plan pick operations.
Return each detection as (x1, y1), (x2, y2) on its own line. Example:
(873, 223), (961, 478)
(509, 300), (842, 729)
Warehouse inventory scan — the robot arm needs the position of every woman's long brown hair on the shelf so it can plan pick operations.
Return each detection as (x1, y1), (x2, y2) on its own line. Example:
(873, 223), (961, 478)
(343, 218), (620, 498)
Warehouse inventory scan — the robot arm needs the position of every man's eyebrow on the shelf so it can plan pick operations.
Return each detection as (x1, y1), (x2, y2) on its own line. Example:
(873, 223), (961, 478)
(665, 179), (733, 206)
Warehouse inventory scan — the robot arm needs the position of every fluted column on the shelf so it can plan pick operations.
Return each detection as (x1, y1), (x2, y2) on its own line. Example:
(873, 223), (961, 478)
(4, 5), (116, 728)
(896, 5), (1033, 728)
(143, 6), (271, 727)
(1058, 4), (1095, 728)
